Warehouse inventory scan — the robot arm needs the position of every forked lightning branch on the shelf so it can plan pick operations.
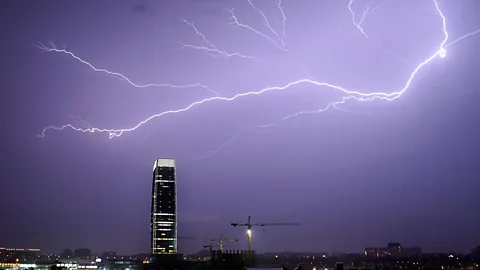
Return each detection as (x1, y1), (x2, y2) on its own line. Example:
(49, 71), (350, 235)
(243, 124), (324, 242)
(38, 0), (480, 146)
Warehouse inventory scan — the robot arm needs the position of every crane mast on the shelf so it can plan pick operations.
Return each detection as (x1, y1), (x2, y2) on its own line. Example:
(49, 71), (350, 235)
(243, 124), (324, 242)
(231, 215), (300, 257)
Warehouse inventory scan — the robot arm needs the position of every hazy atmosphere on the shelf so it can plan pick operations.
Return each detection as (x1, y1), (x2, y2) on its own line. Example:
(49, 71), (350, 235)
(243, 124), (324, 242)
(2, 0), (480, 255)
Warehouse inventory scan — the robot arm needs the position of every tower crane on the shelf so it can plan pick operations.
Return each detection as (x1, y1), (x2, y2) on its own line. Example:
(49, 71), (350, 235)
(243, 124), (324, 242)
(203, 242), (216, 255)
(217, 234), (239, 251)
(201, 234), (238, 252)
(179, 235), (237, 252)
(178, 236), (215, 253)
(231, 215), (300, 255)
(178, 236), (214, 243)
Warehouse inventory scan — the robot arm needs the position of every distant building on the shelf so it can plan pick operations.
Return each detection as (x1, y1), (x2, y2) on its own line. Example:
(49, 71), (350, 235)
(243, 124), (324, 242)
(101, 252), (118, 260)
(364, 243), (421, 258)
(74, 249), (92, 259)
(151, 158), (177, 255)
(61, 249), (75, 259)
(472, 246), (480, 259)
(364, 248), (377, 258)
(386, 242), (402, 255)
(402, 247), (422, 256)
(103, 259), (143, 270)
(0, 247), (41, 263)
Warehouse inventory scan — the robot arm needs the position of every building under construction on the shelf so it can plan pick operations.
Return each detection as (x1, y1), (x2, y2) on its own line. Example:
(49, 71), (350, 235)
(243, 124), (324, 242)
(147, 160), (288, 269)
(209, 249), (255, 270)
(144, 249), (258, 270)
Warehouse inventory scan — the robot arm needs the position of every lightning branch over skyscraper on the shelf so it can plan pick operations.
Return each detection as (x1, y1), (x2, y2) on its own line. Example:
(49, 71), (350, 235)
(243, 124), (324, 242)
(246, 0), (286, 49)
(192, 135), (238, 161)
(39, 0), (480, 158)
(277, 0), (287, 45)
(347, 0), (408, 64)
(179, 19), (265, 62)
(179, 0), (287, 61)
(225, 0), (287, 51)
(36, 42), (219, 95)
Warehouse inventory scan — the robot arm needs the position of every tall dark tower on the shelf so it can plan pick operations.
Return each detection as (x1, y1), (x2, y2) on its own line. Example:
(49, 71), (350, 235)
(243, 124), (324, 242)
(151, 158), (177, 255)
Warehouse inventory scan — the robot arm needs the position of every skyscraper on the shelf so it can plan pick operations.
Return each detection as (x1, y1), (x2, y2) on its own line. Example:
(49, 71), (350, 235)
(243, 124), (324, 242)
(151, 158), (177, 255)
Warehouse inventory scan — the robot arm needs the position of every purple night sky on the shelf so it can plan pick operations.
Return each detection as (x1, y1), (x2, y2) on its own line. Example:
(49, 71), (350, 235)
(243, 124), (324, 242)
(1, 0), (480, 255)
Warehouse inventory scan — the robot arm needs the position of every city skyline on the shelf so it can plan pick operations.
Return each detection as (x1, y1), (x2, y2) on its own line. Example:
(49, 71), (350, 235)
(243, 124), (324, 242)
(2, 0), (480, 255)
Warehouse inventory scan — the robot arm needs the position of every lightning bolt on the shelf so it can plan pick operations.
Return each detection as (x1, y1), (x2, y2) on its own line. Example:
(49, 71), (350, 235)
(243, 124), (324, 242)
(260, 0), (451, 127)
(347, 0), (409, 64)
(179, 0), (286, 61)
(277, 0), (287, 45)
(40, 0), (480, 157)
(71, 115), (94, 130)
(192, 135), (238, 161)
(40, 78), (394, 139)
(179, 20), (265, 62)
(225, 3), (287, 51)
(36, 42), (219, 95)
(445, 28), (480, 48)
(246, 0), (286, 48)
(257, 94), (369, 128)
(355, 0), (383, 30)
(177, 0), (477, 158)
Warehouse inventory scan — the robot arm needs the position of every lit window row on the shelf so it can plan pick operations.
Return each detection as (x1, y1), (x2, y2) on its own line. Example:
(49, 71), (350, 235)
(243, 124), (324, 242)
(0, 263), (20, 267)
(56, 263), (77, 267)
(0, 264), (36, 268)
(154, 238), (176, 241)
(153, 218), (174, 220)
(20, 264), (36, 268)
(154, 219), (176, 222)
(153, 251), (175, 254)
(1, 248), (40, 251)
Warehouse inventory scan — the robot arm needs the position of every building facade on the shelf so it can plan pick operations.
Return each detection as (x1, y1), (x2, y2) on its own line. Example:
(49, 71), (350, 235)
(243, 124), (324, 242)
(151, 158), (177, 255)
